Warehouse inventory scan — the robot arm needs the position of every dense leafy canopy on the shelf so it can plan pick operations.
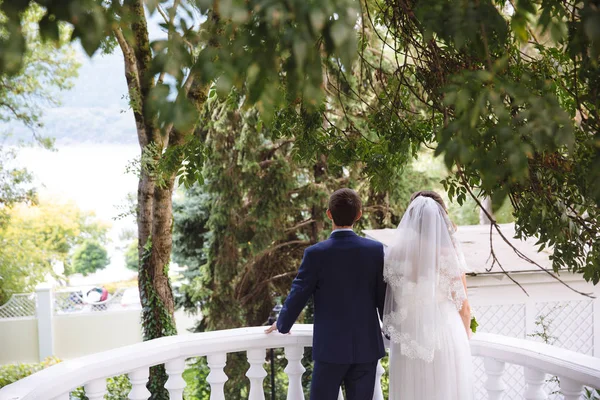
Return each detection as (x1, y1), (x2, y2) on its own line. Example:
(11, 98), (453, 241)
(3, 0), (596, 284)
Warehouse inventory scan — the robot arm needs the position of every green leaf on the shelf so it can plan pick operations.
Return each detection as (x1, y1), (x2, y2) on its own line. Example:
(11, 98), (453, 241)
(39, 15), (59, 42)
(470, 316), (479, 333)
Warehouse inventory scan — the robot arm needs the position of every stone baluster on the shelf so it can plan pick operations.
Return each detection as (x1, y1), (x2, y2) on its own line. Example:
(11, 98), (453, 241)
(128, 367), (151, 400)
(165, 358), (187, 400)
(207, 353), (228, 400)
(84, 378), (107, 400)
(246, 349), (267, 400)
(484, 358), (506, 400)
(559, 377), (584, 400)
(372, 360), (385, 400)
(524, 367), (548, 400)
(284, 346), (306, 400)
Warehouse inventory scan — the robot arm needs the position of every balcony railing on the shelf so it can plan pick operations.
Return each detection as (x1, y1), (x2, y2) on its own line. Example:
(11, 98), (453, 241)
(1, 324), (599, 400)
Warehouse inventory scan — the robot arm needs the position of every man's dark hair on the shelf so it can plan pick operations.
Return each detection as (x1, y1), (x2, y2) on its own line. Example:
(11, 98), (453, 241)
(328, 188), (362, 226)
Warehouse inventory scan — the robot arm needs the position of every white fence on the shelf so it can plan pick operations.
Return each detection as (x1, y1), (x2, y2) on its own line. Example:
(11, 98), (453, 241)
(0, 294), (37, 319)
(0, 286), (142, 365)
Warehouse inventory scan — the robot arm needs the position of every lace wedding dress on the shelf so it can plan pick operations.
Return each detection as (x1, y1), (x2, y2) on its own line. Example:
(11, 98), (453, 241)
(383, 196), (474, 400)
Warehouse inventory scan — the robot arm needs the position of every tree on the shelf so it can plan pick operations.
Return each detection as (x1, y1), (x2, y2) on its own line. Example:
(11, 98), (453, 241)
(0, 200), (108, 304)
(71, 240), (110, 276)
(124, 240), (139, 272)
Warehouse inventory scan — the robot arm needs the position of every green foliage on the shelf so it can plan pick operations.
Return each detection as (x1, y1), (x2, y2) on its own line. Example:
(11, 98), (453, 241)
(528, 306), (562, 393)
(70, 375), (131, 400)
(584, 388), (600, 400)
(0, 357), (60, 388)
(470, 317), (479, 334)
(0, 200), (108, 304)
(124, 240), (138, 272)
(182, 358), (211, 400)
(71, 240), (110, 276)
(0, 141), (36, 224)
(193, 0), (359, 118)
(1, 0), (598, 287)
(0, 5), (79, 146)
(0, 1), (109, 74)
(138, 238), (177, 400)
(172, 185), (210, 314)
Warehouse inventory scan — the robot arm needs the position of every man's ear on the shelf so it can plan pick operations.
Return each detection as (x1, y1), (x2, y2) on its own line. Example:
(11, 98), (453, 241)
(326, 209), (333, 221)
(355, 210), (363, 222)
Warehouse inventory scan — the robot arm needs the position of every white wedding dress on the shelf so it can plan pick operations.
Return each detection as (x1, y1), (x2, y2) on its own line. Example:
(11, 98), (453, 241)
(383, 196), (474, 400)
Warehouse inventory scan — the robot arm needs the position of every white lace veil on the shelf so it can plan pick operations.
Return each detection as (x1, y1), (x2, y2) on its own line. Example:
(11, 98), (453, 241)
(382, 196), (469, 362)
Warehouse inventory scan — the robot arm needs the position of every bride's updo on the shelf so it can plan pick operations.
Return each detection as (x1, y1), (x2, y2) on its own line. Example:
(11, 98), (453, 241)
(409, 190), (457, 231)
(410, 190), (448, 212)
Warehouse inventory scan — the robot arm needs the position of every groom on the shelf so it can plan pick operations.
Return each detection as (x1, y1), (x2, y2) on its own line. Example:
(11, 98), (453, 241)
(265, 188), (386, 400)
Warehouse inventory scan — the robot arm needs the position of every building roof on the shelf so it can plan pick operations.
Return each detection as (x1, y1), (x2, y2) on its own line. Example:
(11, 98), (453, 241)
(363, 223), (554, 275)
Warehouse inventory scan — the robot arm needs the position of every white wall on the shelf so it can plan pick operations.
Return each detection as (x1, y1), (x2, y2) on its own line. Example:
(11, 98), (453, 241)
(53, 310), (143, 360)
(0, 319), (39, 365)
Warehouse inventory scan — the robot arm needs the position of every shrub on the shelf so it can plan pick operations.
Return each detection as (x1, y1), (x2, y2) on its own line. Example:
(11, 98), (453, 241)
(0, 357), (60, 388)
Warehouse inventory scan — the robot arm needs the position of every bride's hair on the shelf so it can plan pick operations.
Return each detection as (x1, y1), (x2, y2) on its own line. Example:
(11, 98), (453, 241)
(410, 190), (457, 230)
(410, 190), (447, 211)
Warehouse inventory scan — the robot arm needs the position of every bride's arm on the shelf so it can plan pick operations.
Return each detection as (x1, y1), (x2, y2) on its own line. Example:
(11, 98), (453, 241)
(459, 274), (472, 339)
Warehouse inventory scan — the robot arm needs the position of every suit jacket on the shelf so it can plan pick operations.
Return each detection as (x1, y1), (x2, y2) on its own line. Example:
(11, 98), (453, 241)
(276, 230), (386, 364)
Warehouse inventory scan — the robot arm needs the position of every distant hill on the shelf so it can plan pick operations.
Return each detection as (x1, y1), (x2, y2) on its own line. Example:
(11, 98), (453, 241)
(4, 106), (138, 145)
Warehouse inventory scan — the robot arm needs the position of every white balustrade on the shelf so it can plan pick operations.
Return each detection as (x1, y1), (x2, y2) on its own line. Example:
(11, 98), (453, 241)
(559, 377), (584, 400)
(284, 346), (306, 400)
(1, 327), (600, 400)
(483, 358), (506, 400)
(128, 367), (151, 400)
(246, 349), (267, 400)
(165, 358), (187, 400)
(524, 367), (547, 400)
(84, 378), (107, 400)
(207, 353), (228, 400)
(373, 360), (385, 400)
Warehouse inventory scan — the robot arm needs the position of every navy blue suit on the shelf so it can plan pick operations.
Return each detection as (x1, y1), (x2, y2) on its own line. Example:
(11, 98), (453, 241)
(276, 230), (386, 400)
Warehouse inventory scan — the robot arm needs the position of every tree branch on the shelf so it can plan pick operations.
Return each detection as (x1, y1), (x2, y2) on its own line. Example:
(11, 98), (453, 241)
(456, 166), (594, 298)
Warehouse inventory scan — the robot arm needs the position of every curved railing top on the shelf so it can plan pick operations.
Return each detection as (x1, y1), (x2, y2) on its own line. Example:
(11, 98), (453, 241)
(471, 332), (600, 387)
(0, 325), (313, 400)
(1, 325), (599, 400)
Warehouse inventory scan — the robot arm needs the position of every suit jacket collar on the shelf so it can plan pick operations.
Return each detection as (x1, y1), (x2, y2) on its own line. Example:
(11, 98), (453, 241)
(329, 230), (358, 239)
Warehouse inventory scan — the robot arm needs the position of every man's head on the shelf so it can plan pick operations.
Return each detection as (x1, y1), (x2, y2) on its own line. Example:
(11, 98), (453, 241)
(327, 188), (362, 227)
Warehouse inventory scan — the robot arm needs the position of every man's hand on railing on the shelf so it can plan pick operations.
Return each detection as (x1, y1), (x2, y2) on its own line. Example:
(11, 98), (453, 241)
(265, 322), (278, 334)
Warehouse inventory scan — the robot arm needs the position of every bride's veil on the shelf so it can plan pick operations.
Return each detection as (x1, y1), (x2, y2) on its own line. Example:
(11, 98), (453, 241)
(382, 196), (469, 362)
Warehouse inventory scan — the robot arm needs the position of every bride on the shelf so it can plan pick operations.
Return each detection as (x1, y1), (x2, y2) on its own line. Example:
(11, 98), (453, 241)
(383, 191), (474, 400)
